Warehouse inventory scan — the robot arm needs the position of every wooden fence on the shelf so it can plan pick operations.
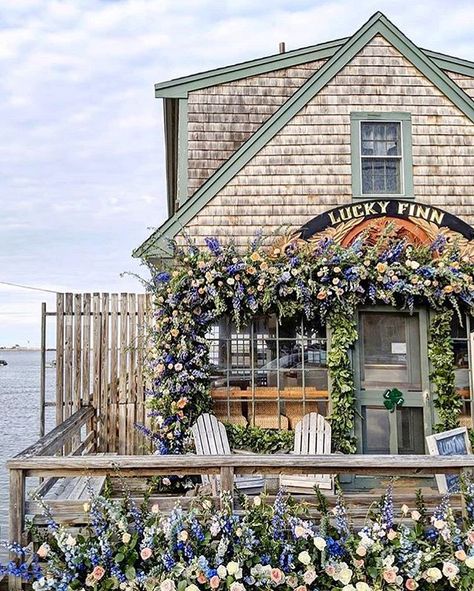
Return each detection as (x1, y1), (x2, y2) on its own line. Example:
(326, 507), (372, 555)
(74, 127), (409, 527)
(44, 293), (152, 455)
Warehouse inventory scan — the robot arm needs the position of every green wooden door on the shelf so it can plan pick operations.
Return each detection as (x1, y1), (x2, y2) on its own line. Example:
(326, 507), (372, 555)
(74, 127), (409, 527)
(354, 308), (431, 455)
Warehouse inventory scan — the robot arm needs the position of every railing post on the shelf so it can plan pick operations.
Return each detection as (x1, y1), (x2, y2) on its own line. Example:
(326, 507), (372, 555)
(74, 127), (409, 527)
(220, 466), (234, 508)
(9, 468), (25, 590)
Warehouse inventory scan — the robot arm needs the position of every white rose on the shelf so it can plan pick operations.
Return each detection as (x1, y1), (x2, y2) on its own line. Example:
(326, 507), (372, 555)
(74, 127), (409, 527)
(294, 525), (306, 538)
(66, 535), (76, 547)
(229, 583), (245, 591)
(179, 530), (189, 541)
(465, 556), (474, 569)
(356, 583), (372, 591)
(425, 567), (442, 582)
(401, 504), (409, 516)
(303, 569), (317, 584)
(185, 586), (200, 591)
(217, 565), (227, 578)
(227, 561), (240, 576)
(298, 551), (311, 566)
(338, 568), (353, 586)
(314, 536), (326, 551)
(411, 510), (421, 521)
(253, 496), (262, 507)
(122, 532), (131, 544)
(160, 580), (176, 591)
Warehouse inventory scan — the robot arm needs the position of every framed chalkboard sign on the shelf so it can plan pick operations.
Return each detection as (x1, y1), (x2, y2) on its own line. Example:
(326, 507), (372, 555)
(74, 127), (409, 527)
(426, 427), (472, 493)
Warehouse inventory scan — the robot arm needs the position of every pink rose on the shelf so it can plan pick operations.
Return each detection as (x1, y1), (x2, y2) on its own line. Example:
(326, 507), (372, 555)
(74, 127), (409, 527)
(197, 574), (207, 584)
(271, 568), (284, 584)
(455, 549), (467, 561)
(140, 547), (153, 560)
(405, 579), (418, 590)
(209, 576), (220, 589)
(354, 559), (364, 568)
(92, 566), (105, 581)
(325, 565), (336, 577)
(383, 569), (397, 583)
(468, 531), (474, 545)
(295, 587), (307, 591)
(387, 529), (397, 540)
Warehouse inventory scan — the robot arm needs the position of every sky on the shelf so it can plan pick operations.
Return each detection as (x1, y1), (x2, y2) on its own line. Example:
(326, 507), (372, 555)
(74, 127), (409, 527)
(2, 0), (474, 346)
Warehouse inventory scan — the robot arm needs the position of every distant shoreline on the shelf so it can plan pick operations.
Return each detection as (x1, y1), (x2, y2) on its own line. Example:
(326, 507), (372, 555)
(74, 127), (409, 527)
(0, 348), (45, 352)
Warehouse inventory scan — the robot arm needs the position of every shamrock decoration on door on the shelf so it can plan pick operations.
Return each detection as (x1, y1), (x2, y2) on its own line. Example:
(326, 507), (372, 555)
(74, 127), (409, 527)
(383, 387), (405, 412)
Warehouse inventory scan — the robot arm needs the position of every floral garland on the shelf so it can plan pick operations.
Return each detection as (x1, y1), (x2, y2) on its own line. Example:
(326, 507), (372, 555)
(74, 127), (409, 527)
(6, 483), (474, 590)
(143, 229), (474, 454)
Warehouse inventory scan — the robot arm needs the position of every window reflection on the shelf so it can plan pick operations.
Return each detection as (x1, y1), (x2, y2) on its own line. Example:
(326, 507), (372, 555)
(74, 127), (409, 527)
(208, 316), (328, 430)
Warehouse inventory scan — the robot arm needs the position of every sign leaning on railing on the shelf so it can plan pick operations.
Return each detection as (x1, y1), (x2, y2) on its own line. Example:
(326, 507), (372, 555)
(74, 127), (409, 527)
(426, 427), (472, 493)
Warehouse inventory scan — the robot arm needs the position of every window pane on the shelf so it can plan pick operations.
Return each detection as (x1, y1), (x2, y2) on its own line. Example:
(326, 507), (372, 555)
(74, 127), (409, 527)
(397, 407), (425, 454)
(361, 122), (400, 156)
(363, 407), (390, 454)
(362, 158), (400, 194)
(361, 312), (421, 390)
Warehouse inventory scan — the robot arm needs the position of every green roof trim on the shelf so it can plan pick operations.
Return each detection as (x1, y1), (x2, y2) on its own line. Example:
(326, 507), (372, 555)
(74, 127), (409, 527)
(154, 37), (474, 100)
(154, 38), (348, 98)
(134, 12), (474, 260)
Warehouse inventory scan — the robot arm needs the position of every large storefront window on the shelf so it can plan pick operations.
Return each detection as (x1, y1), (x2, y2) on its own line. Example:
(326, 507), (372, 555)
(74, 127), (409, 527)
(207, 316), (328, 429)
(452, 314), (473, 428)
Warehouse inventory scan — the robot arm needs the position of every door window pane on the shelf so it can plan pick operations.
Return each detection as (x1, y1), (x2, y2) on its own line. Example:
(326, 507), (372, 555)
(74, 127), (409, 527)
(397, 407), (425, 454)
(362, 407), (390, 454)
(360, 312), (421, 390)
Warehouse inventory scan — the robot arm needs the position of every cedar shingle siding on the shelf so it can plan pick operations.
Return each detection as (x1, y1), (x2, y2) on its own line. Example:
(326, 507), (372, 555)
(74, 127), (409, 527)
(187, 61), (326, 195)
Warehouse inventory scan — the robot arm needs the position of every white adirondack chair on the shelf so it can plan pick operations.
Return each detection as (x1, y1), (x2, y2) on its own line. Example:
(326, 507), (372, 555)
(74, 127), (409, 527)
(191, 413), (265, 494)
(280, 412), (333, 492)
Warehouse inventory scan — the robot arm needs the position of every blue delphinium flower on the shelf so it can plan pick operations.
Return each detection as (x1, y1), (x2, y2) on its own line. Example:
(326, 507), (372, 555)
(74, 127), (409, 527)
(155, 271), (171, 284)
(204, 237), (222, 255)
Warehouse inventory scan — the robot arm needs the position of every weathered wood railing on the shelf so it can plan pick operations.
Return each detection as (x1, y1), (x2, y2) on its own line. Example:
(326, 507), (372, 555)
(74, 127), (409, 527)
(9, 449), (474, 543)
(7, 412), (474, 590)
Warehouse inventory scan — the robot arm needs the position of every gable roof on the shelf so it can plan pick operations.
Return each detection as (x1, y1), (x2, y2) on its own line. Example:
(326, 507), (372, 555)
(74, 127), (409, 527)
(154, 31), (474, 100)
(134, 12), (474, 260)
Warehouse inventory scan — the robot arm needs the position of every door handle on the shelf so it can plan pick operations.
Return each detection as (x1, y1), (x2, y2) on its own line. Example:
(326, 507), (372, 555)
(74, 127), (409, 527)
(423, 390), (430, 402)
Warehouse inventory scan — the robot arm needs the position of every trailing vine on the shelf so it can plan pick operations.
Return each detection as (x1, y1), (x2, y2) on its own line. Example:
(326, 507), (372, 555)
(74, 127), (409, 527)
(142, 229), (474, 456)
(429, 308), (461, 432)
(327, 311), (358, 453)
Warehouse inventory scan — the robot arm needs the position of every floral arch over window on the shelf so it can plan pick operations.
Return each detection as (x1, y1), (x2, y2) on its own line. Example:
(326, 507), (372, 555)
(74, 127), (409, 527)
(144, 227), (474, 455)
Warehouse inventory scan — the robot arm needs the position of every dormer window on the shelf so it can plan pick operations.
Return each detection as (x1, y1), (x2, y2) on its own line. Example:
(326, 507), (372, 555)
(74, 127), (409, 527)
(351, 112), (413, 199)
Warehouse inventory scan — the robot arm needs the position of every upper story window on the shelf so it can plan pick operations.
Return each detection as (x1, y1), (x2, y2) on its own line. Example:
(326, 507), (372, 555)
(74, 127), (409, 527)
(351, 112), (413, 199)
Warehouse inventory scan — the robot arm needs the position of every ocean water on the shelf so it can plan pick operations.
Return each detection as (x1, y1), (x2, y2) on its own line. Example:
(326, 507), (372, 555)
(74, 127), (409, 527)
(0, 350), (56, 545)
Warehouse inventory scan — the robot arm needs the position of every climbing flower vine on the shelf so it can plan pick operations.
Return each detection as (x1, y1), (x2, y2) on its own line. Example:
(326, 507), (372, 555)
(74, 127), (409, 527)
(143, 228), (474, 454)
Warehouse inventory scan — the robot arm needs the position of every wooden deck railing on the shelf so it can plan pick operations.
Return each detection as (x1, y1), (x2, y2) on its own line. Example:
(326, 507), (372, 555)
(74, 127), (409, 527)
(6, 407), (474, 589)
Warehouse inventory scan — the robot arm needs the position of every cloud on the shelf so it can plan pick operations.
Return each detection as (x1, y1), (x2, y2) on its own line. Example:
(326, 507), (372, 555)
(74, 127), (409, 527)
(1, 0), (474, 344)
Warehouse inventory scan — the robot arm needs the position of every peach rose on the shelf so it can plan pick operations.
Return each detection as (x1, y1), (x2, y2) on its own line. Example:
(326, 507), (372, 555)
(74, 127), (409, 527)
(209, 576), (220, 589)
(271, 568), (284, 584)
(197, 573), (207, 584)
(455, 549), (467, 561)
(37, 544), (49, 558)
(383, 568), (397, 583)
(405, 580), (418, 590)
(92, 566), (105, 581)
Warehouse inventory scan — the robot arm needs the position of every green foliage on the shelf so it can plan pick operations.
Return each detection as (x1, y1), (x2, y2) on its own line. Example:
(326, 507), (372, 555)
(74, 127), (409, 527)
(224, 424), (294, 454)
(429, 308), (462, 432)
(327, 311), (358, 453)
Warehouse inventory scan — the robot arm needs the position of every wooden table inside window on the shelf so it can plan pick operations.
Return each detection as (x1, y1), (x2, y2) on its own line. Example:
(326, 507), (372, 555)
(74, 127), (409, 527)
(210, 388), (329, 400)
